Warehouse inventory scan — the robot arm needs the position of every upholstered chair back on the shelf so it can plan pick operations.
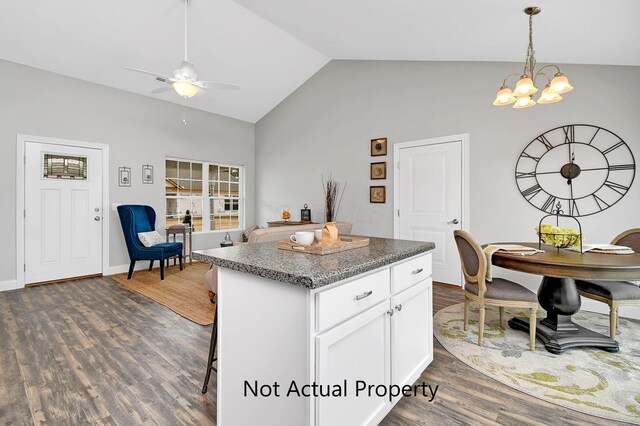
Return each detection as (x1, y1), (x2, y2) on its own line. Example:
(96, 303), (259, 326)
(117, 205), (157, 258)
(612, 228), (640, 253)
(453, 230), (488, 298)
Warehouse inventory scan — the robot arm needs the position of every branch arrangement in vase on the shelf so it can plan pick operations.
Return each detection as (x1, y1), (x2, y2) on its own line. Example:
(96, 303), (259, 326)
(322, 173), (346, 223)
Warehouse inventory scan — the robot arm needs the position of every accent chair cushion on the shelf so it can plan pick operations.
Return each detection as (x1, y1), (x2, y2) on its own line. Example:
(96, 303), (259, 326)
(138, 230), (166, 247)
(465, 277), (537, 302)
(575, 280), (640, 300)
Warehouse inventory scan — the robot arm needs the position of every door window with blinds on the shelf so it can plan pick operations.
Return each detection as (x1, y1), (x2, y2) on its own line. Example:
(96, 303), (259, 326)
(166, 159), (242, 232)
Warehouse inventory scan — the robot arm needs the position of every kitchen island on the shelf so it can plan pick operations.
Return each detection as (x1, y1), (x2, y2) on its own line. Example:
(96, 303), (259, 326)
(193, 237), (435, 426)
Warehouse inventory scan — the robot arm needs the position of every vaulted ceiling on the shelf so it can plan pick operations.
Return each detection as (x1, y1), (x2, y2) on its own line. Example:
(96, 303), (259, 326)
(1, 0), (638, 123)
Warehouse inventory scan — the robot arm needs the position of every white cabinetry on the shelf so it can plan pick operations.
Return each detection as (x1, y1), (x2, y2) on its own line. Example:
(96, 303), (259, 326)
(216, 252), (433, 426)
(314, 254), (433, 425)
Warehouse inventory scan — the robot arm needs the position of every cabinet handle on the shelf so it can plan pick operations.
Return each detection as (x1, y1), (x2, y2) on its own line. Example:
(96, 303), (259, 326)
(387, 309), (394, 316)
(412, 268), (423, 275)
(395, 304), (403, 312)
(355, 290), (373, 301)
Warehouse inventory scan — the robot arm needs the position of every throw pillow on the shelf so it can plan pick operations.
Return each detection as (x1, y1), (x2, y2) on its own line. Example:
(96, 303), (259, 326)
(138, 230), (166, 247)
(243, 225), (259, 242)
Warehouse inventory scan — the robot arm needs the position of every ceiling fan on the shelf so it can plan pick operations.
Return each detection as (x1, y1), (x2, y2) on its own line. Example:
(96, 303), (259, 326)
(125, 0), (239, 98)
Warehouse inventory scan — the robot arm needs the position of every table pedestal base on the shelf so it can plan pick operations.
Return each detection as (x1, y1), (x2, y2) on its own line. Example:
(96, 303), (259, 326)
(509, 276), (619, 354)
(508, 317), (619, 354)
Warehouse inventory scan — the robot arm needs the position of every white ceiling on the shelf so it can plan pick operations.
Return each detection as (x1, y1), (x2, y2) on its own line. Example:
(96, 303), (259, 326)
(2, 0), (639, 123)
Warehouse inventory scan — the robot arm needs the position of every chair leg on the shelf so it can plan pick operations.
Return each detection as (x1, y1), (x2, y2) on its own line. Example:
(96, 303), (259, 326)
(202, 304), (218, 394)
(179, 254), (183, 271)
(148, 260), (154, 271)
(478, 304), (485, 347)
(499, 306), (505, 328)
(610, 302), (618, 340)
(463, 298), (469, 331)
(160, 260), (165, 280)
(127, 261), (136, 279)
(529, 308), (537, 351)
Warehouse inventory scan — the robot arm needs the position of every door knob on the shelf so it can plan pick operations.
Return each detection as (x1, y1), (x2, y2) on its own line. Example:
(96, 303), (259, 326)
(447, 219), (459, 224)
(94, 216), (101, 221)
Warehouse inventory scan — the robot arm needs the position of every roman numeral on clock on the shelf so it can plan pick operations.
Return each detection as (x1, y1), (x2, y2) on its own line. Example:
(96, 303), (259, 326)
(537, 135), (554, 151)
(603, 180), (629, 195)
(562, 125), (575, 144)
(516, 171), (537, 179)
(593, 194), (609, 210)
(570, 199), (580, 216)
(603, 140), (625, 155)
(541, 195), (556, 212)
(521, 152), (541, 162)
(609, 164), (634, 171)
(522, 184), (542, 199)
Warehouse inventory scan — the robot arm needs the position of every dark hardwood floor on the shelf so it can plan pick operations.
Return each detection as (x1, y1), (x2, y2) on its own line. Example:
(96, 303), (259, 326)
(0, 276), (625, 425)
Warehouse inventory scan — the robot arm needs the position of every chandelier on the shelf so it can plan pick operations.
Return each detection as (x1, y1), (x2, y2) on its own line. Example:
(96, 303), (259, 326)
(493, 7), (573, 109)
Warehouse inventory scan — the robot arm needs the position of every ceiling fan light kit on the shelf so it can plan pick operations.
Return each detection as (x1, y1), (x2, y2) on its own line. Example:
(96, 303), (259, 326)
(125, 0), (239, 100)
(493, 6), (573, 109)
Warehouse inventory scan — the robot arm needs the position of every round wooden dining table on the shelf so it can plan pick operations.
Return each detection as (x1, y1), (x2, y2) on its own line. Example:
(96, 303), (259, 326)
(490, 242), (640, 354)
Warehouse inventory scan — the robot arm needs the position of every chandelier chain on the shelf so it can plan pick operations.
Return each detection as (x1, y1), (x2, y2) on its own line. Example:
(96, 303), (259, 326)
(523, 14), (536, 78)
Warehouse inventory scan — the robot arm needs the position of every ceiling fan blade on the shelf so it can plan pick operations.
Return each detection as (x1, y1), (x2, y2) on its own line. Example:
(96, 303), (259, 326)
(125, 67), (172, 81)
(150, 85), (173, 94)
(199, 81), (240, 91)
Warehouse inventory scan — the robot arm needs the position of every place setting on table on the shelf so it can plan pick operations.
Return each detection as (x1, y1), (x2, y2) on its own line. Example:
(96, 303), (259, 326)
(484, 203), (640, 354)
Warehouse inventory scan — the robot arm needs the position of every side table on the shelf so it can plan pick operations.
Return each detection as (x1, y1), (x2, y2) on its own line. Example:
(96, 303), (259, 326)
(166, 224), (193, 265)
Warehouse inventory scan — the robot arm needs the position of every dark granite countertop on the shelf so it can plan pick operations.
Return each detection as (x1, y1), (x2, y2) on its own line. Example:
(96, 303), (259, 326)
(192, 237), (435, 289)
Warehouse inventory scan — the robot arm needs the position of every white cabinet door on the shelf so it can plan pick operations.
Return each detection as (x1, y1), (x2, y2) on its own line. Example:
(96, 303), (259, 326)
(316, 301), (392, 426)
(391, 279), (433, 391)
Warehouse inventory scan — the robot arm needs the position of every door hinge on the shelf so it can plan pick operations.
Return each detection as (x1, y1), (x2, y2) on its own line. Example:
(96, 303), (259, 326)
(24, 155), (26, 164)
(397, 209), (400, 217)
(397, 162), (400, 170)
(23, 209), (26, 218)
(23, 264), (26, 272)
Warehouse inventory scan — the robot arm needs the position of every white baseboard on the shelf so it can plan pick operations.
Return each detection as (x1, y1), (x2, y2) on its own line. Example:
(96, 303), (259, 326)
(0, 279), (19, 292)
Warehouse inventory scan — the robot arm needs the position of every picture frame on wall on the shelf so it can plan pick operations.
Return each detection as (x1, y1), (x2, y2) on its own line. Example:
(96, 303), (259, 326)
(370, 186), (386, 203)
(119, 166), (131, 187)
(370, 162), (386, 180)
(370, 138), (387, 156)
(142, 164), (154, 184)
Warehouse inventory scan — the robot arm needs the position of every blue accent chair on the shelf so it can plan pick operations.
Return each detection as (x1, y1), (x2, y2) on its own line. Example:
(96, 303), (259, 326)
(117, 205), (183, 280)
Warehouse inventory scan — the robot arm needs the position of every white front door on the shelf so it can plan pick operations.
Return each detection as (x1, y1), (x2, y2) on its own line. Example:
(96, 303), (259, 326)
(397, 139), (463, 285)
(24, 142), (103, 284)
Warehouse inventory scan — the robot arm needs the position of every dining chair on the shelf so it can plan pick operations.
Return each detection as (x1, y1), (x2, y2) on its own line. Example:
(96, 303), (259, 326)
(575, 228), (640, 340)
(453, 230), (538, 351)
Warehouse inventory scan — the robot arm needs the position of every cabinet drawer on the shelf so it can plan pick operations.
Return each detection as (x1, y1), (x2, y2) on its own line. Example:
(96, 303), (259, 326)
(316, 269), (390, 332)
(391, 253), (431, 294)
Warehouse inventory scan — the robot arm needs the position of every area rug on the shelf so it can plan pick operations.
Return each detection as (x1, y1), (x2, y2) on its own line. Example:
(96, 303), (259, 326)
(434, 303), (640, 424)
(111, 262), (214, 326)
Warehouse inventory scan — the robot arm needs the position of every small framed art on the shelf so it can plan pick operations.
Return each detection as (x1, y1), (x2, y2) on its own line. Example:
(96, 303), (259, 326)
(119, 167), (131, 187)
(142, 164), (154, 184)
(370, 186), (386, 203)
(370, 138), (387, 156)
(370, 162), (386, 180)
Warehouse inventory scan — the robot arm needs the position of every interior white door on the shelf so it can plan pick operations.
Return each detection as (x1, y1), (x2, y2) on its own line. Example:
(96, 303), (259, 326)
(24, 142), (103, 284)
(316, 301), (392, 426)
(398, 140), (462, 285)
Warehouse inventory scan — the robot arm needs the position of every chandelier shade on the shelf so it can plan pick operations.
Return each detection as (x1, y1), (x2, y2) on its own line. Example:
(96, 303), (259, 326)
(493, 86), (517, 106)
(492, 7), (573, 109)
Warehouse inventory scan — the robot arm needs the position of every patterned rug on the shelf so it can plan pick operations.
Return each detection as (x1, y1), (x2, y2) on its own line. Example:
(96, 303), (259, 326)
(434, 303), (640, 424)
(111, 262), (214, 325)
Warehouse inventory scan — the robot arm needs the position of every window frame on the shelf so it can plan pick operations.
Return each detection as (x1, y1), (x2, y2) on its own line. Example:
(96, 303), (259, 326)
(165, 157), (244, 234)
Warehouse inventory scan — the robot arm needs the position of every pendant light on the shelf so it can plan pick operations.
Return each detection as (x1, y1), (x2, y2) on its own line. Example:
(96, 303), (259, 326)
(493, 7), (573, 109)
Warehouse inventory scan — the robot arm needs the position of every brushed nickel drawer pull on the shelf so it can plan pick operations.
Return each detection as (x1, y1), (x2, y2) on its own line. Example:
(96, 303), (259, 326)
(412, 268), (424, 275)
(395, 304), (403, 311)
(387, 309), (394, 316)
(355, 290), (373, 301)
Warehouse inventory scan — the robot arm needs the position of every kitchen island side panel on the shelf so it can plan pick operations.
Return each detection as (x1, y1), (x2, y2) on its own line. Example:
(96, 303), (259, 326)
(218, 267), (310, 426)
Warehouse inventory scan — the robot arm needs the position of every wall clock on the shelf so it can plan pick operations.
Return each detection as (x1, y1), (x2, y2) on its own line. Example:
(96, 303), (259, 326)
(515, 124), (635, 217)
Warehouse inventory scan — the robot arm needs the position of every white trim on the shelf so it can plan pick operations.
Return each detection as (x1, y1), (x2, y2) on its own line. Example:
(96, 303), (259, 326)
(16, 134), (110, 288)
(393, 133), (470, 286)
(0, 279), (18, 292)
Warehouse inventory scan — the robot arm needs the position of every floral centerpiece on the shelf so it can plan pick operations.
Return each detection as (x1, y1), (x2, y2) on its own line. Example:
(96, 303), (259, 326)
(536, 223), (581, 249)
(281, 209), (291, 222)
